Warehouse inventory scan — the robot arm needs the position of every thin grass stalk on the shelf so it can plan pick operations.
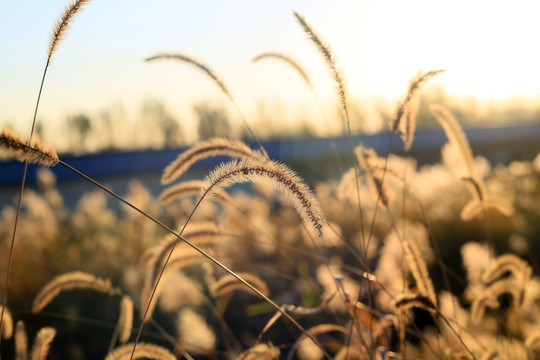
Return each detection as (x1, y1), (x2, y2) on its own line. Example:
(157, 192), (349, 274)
(0, 63), (48, 344)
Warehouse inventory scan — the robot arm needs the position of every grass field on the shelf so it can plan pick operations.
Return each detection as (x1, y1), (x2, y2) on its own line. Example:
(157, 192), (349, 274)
(1, 1), (540, 359)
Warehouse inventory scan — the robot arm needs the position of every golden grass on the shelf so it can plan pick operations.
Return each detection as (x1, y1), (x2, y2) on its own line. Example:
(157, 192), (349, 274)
(1, 2), (539, 359)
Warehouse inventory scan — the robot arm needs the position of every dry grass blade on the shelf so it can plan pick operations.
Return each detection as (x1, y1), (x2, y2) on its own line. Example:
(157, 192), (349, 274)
(48, 0), (90, 59)
(30, 327), (56, 360)
(293, 11), (349, 124)
(202, 158), (326, 237)
(15, 321), (28, 360)
(104, 342), (176, 360)
(159, 180), (231, 205)
(392, 70), (445, 150)
(212, 273), (270, 297)
(161, 138), (266, 184)
(32, 271), (120, 313)
(402, 240), (436, 305)
(0, 127), (59, 167)
(118, 296), (134, 344)
(252, 52), (313, 89)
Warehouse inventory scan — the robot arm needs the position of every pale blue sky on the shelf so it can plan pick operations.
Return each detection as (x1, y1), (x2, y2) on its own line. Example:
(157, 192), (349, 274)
(2, 0), (540, 140)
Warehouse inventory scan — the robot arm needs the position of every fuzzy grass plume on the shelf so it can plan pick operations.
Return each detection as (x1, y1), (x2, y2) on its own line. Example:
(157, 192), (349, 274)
(104, 342), (176, 360)
(293, 11), (349, 124)
(431, 105), (514, 220)
(392, 70), (445, 151)
(145, 53), (231, 99)
(252, 52), (313, 89)
(0, 127), (58, 167)
(402, 240), (436, 305)
(48, 0), (90, 60)
(33, 271), (120, 313)
(202, 158), (326, 237)
(30, 327), (56, 360)
(354, 145), (394, 208)
(118, 296), (134, 345)
(15, 321), (27, 360)
(430, 104), (475, 176)
(0, 306), (13, 340)
(161, 138), (266, 184)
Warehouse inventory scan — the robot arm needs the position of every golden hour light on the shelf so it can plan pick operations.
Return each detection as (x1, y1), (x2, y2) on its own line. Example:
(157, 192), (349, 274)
(1, 1), (540, 359)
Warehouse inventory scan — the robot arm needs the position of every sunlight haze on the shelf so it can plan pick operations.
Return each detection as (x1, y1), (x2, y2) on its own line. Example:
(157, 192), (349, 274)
(1, 0), (540, 142)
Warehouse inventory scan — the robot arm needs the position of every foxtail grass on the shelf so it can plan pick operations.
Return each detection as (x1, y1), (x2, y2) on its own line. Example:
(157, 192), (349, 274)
(160, 137), (266, 185)
(293, 12), (349, 125)
(402, 240), (437, 305)
(117, 296), (134, 345)
(0, 127), (59, 167)
(104, 342), (176, 360)
(0, 306), (12, 340)
(15, 321), (27, 360)
(252, 52), (313, 89)
(202, 157), (326, 237)
(392, 69), (445, 151)
(30, 327), (56, 360)
(32, 271), (121, 313)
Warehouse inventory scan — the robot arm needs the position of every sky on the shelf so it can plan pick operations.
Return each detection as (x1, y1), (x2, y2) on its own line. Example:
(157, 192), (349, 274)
(1, 0), (540, 141)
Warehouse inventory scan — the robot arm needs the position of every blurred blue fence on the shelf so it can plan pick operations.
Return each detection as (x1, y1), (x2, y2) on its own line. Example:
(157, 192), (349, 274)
(1, 123), (539, 207)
